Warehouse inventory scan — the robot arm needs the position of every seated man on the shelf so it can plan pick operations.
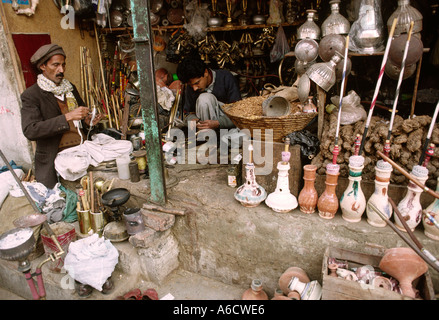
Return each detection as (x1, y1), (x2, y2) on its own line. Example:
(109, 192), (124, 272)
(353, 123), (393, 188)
(176, 57), (241, 132)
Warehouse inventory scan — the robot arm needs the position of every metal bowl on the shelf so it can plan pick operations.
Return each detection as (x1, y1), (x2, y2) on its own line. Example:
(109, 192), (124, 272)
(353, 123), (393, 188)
(0, 228), (35, 262)
(295, 39), (319, 63)
(318, 34), (346, 62)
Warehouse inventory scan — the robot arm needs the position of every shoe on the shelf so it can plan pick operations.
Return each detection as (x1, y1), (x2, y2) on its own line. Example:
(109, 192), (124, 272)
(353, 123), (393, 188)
(75, 280), (93, 298)
(101, 277), (114, 295)
(122, 288), (143, 300)
(142, 288), (159, 300)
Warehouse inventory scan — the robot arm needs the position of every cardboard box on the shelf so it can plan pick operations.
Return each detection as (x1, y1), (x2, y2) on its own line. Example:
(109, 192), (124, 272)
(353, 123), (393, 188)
(321, 246), (435, 300)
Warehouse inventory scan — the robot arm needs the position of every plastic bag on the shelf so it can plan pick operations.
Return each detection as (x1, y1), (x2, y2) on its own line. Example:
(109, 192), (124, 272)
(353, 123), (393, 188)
(183, 0), (210, 41)
(286, 130), (320, 159)
(64, 234), (119, 291)
(270, 26), (290, 63)
(330, 90), (367, 125)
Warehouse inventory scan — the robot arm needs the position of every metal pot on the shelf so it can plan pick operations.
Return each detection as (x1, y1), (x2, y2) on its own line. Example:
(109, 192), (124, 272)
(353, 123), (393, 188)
(384, 59), (417, 80)
(297, 9), (320, 40)
(295, 39), (319, 63)
(388, 33), (423, 66)
(253, 14), (266, 25)
(306, 51), (342, 92)
(0, 228), (35, 262)
(102, 188), (131, 207)
(208, 16), (223, 27)
(318, 34), (346, 62)
(110, 10), (124, 27)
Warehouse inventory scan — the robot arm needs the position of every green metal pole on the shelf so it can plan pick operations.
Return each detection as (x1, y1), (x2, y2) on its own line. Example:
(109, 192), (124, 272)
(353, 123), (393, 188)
(129, 0), (166, 205)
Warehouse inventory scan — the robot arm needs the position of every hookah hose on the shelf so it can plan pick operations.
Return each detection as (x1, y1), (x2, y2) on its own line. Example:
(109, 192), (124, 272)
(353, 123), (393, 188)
(368, 201), (439, 273)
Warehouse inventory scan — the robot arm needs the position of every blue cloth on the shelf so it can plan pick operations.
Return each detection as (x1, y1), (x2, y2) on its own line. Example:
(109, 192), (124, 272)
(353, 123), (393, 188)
(0, 161), (23, 173)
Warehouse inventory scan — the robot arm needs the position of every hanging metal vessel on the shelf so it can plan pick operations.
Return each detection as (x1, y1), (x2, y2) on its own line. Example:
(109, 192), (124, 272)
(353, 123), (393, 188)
(294, 39), (319, 63)
(348, 0), (385, 54)
(297, 9), (321, 40)
(321, 0), (351, 37)
(335, 57), (352, 81)
(318, 34), (346, 62)
(384, 58), (417, 80)
(306, 51), (342, 92)
(298, 74), (311, 104)
(295, 59), (315, 76)
(387, 0), (422, 37)
(388, 33), (424, 66)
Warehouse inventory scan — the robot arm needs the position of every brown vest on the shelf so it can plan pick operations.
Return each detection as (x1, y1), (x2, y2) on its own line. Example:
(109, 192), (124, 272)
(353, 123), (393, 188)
(57, 97), (82, 150)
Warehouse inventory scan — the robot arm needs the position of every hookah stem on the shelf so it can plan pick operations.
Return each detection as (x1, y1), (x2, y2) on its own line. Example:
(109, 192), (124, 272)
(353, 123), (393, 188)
(377, 150), (439, 199)
(424, 210), (439, 230)
(333, 36), (350, 164)
(368, 201), (439, 273)
(359, 18), (398, 156)
(387, 22), (414, 142)
(419, 99), (439, 165)
(388, 197), (439, 269)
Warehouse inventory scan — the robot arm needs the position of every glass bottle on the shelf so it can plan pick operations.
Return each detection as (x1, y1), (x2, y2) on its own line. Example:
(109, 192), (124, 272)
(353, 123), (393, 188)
(366, 160), (393, 227)
(387, 0), (422, 37)
(321, 0), (351, 37)
(242, 279), (268, 300)
(422, 177), (439, 241)
(394, 165), (429, 232)
(317, 163), (340, 219)
(340, 155), (366, 223)
(297, 9), (320, 40)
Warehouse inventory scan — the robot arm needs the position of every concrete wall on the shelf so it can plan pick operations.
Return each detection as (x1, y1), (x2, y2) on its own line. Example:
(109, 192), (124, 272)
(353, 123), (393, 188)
(0, 1), (98, 169)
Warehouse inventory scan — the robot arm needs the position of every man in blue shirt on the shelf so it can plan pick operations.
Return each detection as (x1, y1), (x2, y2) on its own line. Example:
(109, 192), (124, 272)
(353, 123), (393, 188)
(177, 58), (241, 131)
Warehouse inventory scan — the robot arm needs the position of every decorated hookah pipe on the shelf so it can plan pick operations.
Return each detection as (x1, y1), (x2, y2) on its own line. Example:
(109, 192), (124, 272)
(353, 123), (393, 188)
(358, 18), (398, 156)
(377, 150), (439, 199)
(383, 22), (415, 160)
(419, 99), (439, 165)
(332, 36), (350, 164)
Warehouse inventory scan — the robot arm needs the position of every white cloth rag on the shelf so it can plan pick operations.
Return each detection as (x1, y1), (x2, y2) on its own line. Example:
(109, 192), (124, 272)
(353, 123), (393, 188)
(64, 233), (119, 291)
(55, 133), (133, 181)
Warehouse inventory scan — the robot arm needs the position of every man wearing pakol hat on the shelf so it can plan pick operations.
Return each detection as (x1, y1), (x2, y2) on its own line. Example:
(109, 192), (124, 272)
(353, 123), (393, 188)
(20, 44), (102, 189)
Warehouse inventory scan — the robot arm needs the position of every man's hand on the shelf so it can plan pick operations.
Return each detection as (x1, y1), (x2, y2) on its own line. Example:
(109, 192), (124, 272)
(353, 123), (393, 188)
(65, 106), (90, 122)
(84, 112), (103, 126)
(197, 120), (219, 130)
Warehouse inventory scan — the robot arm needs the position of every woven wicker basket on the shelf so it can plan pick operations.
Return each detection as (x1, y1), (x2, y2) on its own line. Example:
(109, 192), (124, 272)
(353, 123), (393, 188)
(221, 96), (317, 142)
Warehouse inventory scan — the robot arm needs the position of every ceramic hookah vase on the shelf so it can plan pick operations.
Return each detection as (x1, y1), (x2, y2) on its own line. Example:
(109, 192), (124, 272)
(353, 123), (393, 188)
(242, 279), (268, 300)
(265, 138), (298, 213)
(395, 165), (429, 232)
(234, 144), (267, 207)
(317, 163), (340, 219)
(288, 276), (322, 300)
(298, 164), (319, 214)
(366, 160), (393, 227)
(340, 155), (366, 223)
(422, 176), (439, 241)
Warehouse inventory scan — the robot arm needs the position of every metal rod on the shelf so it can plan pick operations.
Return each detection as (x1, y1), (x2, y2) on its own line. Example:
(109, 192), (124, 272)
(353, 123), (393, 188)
(333, 35), (349, 164)
(387, 22), (414, 141)
(359, 18), (398, 155)
(377, 150), (439, 199)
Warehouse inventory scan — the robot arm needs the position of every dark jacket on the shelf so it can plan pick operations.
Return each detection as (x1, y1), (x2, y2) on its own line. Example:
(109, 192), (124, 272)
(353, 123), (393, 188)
(182, 69), (241, 128)
(20, 82), (85, 189)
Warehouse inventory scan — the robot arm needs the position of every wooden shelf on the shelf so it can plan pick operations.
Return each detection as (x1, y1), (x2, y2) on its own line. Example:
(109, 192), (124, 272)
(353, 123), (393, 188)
(100, 20), (304, 34)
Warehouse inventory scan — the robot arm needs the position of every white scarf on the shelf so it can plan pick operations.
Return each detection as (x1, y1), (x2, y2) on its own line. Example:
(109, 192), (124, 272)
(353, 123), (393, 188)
(37, 74), (78, 111)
